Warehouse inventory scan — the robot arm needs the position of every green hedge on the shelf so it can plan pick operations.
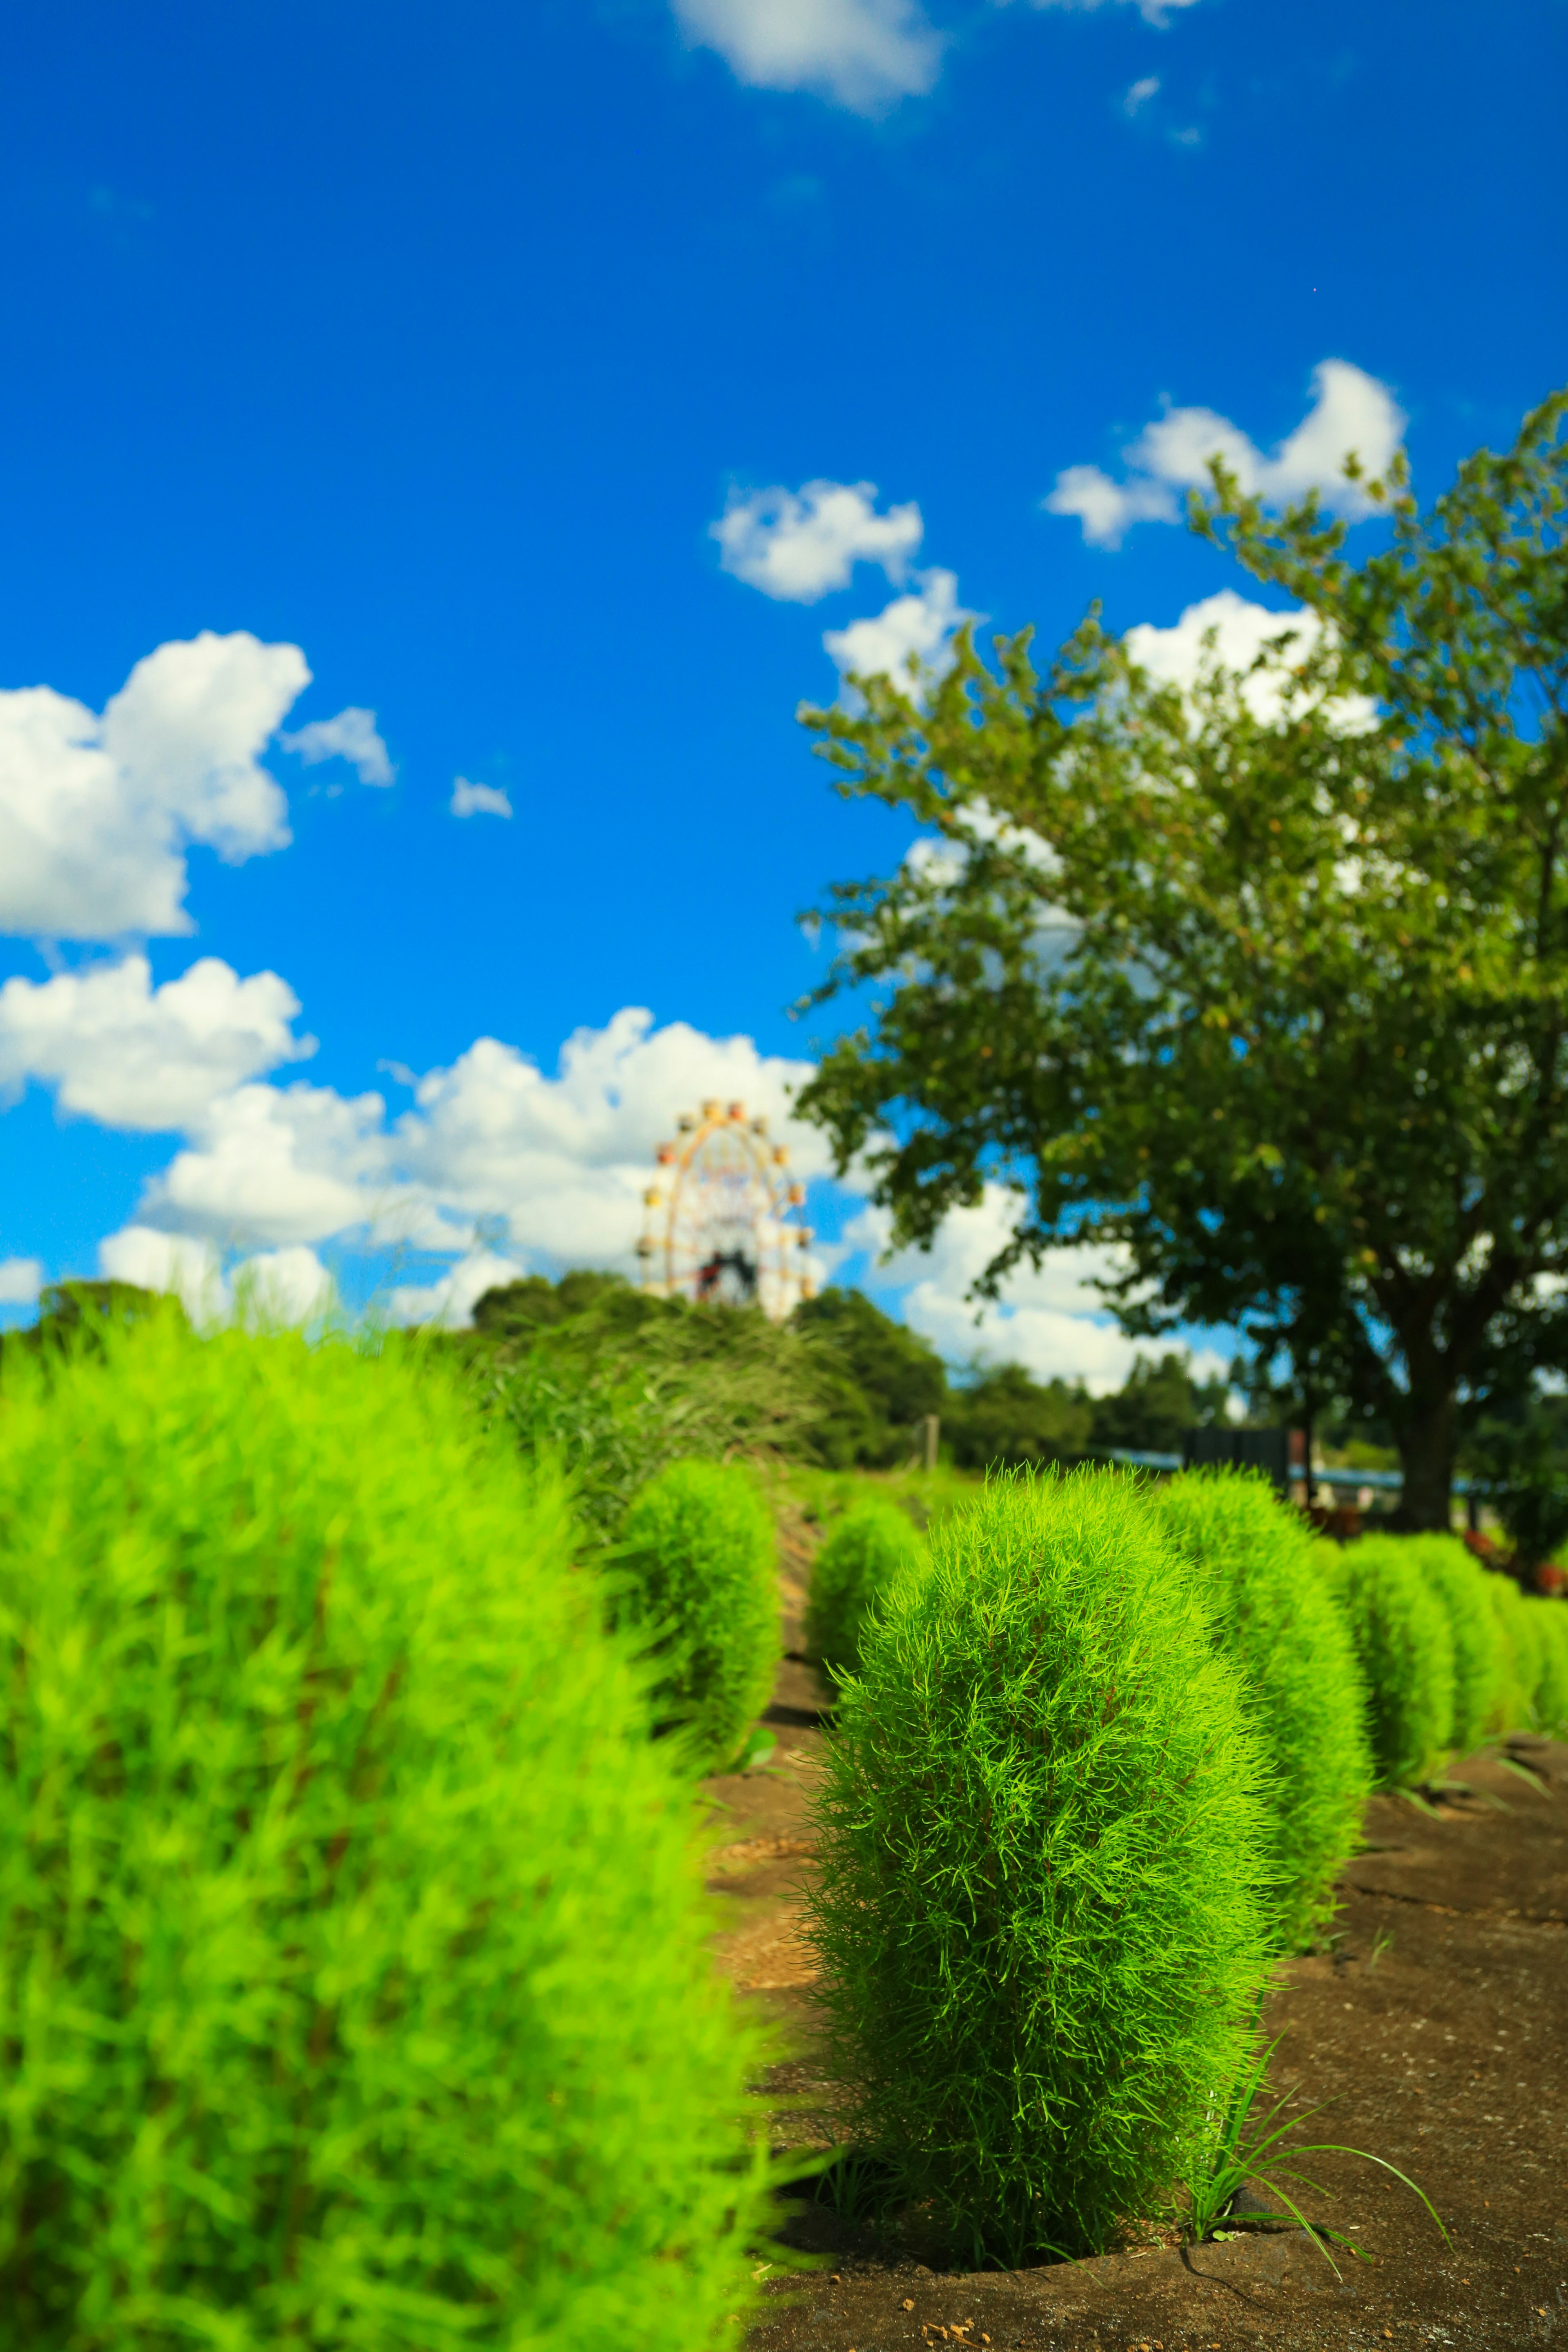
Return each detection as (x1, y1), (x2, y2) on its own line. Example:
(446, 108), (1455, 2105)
(1314, 1535), (1457, 1787)
(612, 1457), (779, 1771)
(807, 1468), (1271, 2264)
(0, 1315), (769, 2349)
(1530, 1598), (1568, 1732)
(804, 1499), (924, 1680)
(1154, 1470), (1372, 1951)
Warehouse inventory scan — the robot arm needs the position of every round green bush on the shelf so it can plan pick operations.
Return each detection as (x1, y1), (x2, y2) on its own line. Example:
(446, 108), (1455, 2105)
(1396, 1534), (1510, 1752)
(807, 1468), (1272, 2265)
(1313, 1535), (1457, 1787)
(0, 1315), (769, 2350)
(1153, 1469), (1372, 1952)
(612, 1456), (779, 1771)
(1529, 1599), (1568, 1733)
(1486, 1571), (1545, 1729)
(804, 1497), (924, 1679)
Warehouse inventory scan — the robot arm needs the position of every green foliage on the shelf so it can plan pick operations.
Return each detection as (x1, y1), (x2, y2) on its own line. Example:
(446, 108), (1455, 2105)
(1464, 1407), (1568, 1568)
(1528, 1599), (1568, 1732)
(804, 1499), (924, 1678)
(791, 1286), (947, 1463)
(0, 1277), (185, 1373)
(1152, 1470), (1372, 1951)
(461, 1283), (841, 1541)
(0, 1315), (769, 2350)
(793, 389), (1568, 1532)
(1484, 1572), (1545, 1728)
(806, 1468), (1272, 2264)
(1316, 1536), (1457, 1786)
(1392, 1535), (1510, 1751)
(612, 1457), (780, 1771)
(943, 1360), (1092, 1467)
(1087, 1350), (1232, 1456)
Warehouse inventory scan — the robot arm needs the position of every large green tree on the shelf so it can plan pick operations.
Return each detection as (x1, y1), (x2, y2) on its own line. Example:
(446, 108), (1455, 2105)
(793, 390), (1568, 1529)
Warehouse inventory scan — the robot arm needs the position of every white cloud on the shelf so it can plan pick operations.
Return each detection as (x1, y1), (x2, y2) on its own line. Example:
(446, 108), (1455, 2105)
(0, 954), (314, 1130)
(385, 1251), (523, 1330)
(0, 631), (309, 939)
(823, 567), (970, 691)
(1125, 588), (1378, 730)
(138, 1081), (389, 1248)
(672, 0), (942, 110)
(1018, 0), (1198, 22)
(713, 479), (924, 602)
(1045, 360), (1405, 548)
(232, 1245), (336, 1325)
(98, 1225), (229, 1322)
(1123, 73), (1160, 113)
(0, 1256), (43, 1306)
(279, 707), (394, 787)
(450, 777), (513, 819)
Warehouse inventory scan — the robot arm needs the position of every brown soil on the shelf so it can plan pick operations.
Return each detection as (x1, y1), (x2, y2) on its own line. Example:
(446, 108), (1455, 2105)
(706, 1541), (1568, 2352)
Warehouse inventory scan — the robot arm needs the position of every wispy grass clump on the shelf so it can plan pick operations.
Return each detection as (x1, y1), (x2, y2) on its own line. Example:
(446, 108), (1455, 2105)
(612, 1457), (780, 1772)
(806, 1468), (1273, 2265)
(1312, 1535), (1456, 1787)
(1484, 1570), (1545, 1729)
(1529, 1597), (1568, 1732)
(0, 1312), (770, 2349)
(804, 1499), (925, 1679)
(1154, 1470), (1372, 1951)
(1388, 1534), (1510, 1751)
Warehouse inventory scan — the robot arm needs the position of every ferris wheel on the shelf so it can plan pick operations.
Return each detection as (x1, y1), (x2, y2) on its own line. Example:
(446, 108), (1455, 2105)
(635, 1100), (814, 1321)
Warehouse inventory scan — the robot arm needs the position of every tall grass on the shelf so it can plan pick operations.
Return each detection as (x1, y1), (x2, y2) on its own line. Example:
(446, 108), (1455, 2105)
(1154, 1470), (1372, 1951)
(0, 1312), (771, 2348)
(807, 1468), (1273, 2264)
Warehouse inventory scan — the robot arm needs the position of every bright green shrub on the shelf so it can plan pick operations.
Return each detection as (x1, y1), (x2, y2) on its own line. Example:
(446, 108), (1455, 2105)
(0, 1315), (769, 2351)
(1486, 1572), (1545, 1728)
(1315, 1536), (1456, 1786)
(1153, 1470), (1372, 1952)
(804, 1499), (924, 1678)
(807, 1468), (1272, 2265)
(1396, 1534), (1511, 1751)
(613, 1457), (779, 1771)
(1529, 1599), (1568, 1732)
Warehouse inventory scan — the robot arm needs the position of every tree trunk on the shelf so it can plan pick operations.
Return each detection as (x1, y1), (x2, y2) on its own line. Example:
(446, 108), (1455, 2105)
(1393, 1392), (1457, 1532)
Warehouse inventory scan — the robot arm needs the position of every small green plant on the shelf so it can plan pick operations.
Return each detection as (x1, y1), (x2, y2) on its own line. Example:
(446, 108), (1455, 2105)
(807, 1467), (1274, 2265)
(1381, 1533), (1510, 1749)
(0, 1312), (772, 2348)
(804, 1498), (925, 1679)
(1312, 1536), (1457, 1786)
(1525, 1595), (1568, 1731)
(612, 1456), (780, 1772)
(1153, 1470), (1373, 1951)
(1182, 2035), (1450, 2276)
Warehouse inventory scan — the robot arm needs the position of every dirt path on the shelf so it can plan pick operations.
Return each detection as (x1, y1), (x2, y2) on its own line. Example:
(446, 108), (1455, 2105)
(706, 1571), (1568, 2350)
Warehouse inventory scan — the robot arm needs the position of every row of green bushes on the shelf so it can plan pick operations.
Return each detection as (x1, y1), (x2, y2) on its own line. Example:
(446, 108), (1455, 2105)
(799, 1467), (1568, 2263)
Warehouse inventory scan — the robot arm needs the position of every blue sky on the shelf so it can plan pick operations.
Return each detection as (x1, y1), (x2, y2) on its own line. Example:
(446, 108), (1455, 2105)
(1, 0), (1563, 1377)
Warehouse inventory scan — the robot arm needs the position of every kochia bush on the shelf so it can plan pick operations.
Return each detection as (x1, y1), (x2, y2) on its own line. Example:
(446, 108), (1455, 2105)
(613, 1457), (779, 1771)
(0, 1316), (769, 2350)
(807, 1468), (1272, 2265)
(1154, 1470), (1372, 1952)
(804, 1498), (924, 1680)
(1394, 1534), (1510, 1752)
(1314, 1535), (1456, 1787)
(1529, 1598), (1568, 1733)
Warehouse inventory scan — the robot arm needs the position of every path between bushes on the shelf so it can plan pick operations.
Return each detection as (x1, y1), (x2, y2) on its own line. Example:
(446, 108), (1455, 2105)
(702, 1520), (1568, 2352)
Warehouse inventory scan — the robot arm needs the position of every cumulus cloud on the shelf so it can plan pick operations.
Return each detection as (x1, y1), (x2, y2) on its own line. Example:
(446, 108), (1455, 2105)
(1045, 359), (1405, 548)
(713, 479), (924, 602)
(0, 631), (309, 938)
(232, 1245), (336, 1325)
(824, 567), (970, 692)
(671, 0), (942, 110)
(0, 1256), (43, 1306)
(98, 1224), (228, 1321)
(853, 1187), (1228, 1394)
(279, 706), (394, 787)
(450, 777), (513, 819)
(385, 1251), (523, 1330)
(1125, 588), (1379, 730)
(0, 954), (314, 1130)
(137, 1081), (390, 1249)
